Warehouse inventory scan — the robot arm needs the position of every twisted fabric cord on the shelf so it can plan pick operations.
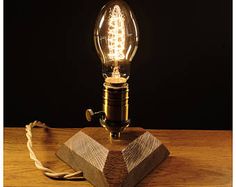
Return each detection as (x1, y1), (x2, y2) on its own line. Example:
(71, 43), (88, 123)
(25, 121), (84, 180)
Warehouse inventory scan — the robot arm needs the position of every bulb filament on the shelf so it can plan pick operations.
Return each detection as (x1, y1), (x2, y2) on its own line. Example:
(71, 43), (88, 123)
(108, 5), (125, 78)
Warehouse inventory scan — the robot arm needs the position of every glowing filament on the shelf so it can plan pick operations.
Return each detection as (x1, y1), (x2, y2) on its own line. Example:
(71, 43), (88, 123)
(107, 5), (125, 61)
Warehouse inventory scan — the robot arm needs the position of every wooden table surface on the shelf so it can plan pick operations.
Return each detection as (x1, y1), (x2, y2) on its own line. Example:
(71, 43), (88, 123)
(4, 127), (232, 187)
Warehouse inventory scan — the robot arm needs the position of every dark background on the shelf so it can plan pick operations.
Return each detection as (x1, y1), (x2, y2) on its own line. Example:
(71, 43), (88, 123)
(4, 0), (232, 129)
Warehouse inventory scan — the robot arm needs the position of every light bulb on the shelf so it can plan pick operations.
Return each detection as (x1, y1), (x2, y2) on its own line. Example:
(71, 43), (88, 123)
(94, 0), (139, 85)
(86, 0), (139, 138)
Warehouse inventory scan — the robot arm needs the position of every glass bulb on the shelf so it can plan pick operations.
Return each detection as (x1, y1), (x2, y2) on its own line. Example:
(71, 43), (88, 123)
(94, 0), (139, 84)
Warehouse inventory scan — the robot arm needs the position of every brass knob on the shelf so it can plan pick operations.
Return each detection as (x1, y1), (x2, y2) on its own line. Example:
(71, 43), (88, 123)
(85, 109), (105, 122)
(85, 109), (94, 122)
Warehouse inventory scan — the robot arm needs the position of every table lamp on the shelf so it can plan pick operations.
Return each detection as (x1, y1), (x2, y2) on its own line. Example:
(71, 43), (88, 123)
(57, 0), (169, 186)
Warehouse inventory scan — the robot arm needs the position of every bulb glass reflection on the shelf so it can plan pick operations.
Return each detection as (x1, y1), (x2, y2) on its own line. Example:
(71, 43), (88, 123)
(94, 0), (139, 84)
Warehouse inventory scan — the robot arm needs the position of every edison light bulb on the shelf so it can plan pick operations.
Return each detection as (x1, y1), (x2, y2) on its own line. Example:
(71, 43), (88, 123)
(86, 0), (139, 138)
(94, 0), (139, 84)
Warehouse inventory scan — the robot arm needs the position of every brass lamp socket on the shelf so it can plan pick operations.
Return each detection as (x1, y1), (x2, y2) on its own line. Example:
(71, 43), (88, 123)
(100, 82), (130, 139)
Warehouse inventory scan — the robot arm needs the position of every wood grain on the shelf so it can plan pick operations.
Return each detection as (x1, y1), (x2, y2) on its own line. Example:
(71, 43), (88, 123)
(122, 131), (161, 172)
(4, 128), (232, 187)
(64, 130), (109, 171)
(56, 127), (169, 187)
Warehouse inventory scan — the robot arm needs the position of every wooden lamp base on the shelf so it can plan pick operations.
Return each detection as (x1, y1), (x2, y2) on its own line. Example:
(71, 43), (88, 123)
(56, 127), (169, 187)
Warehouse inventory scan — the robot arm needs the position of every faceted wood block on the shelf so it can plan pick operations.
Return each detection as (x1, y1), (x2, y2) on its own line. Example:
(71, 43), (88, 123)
(56, 127), (169, 187)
